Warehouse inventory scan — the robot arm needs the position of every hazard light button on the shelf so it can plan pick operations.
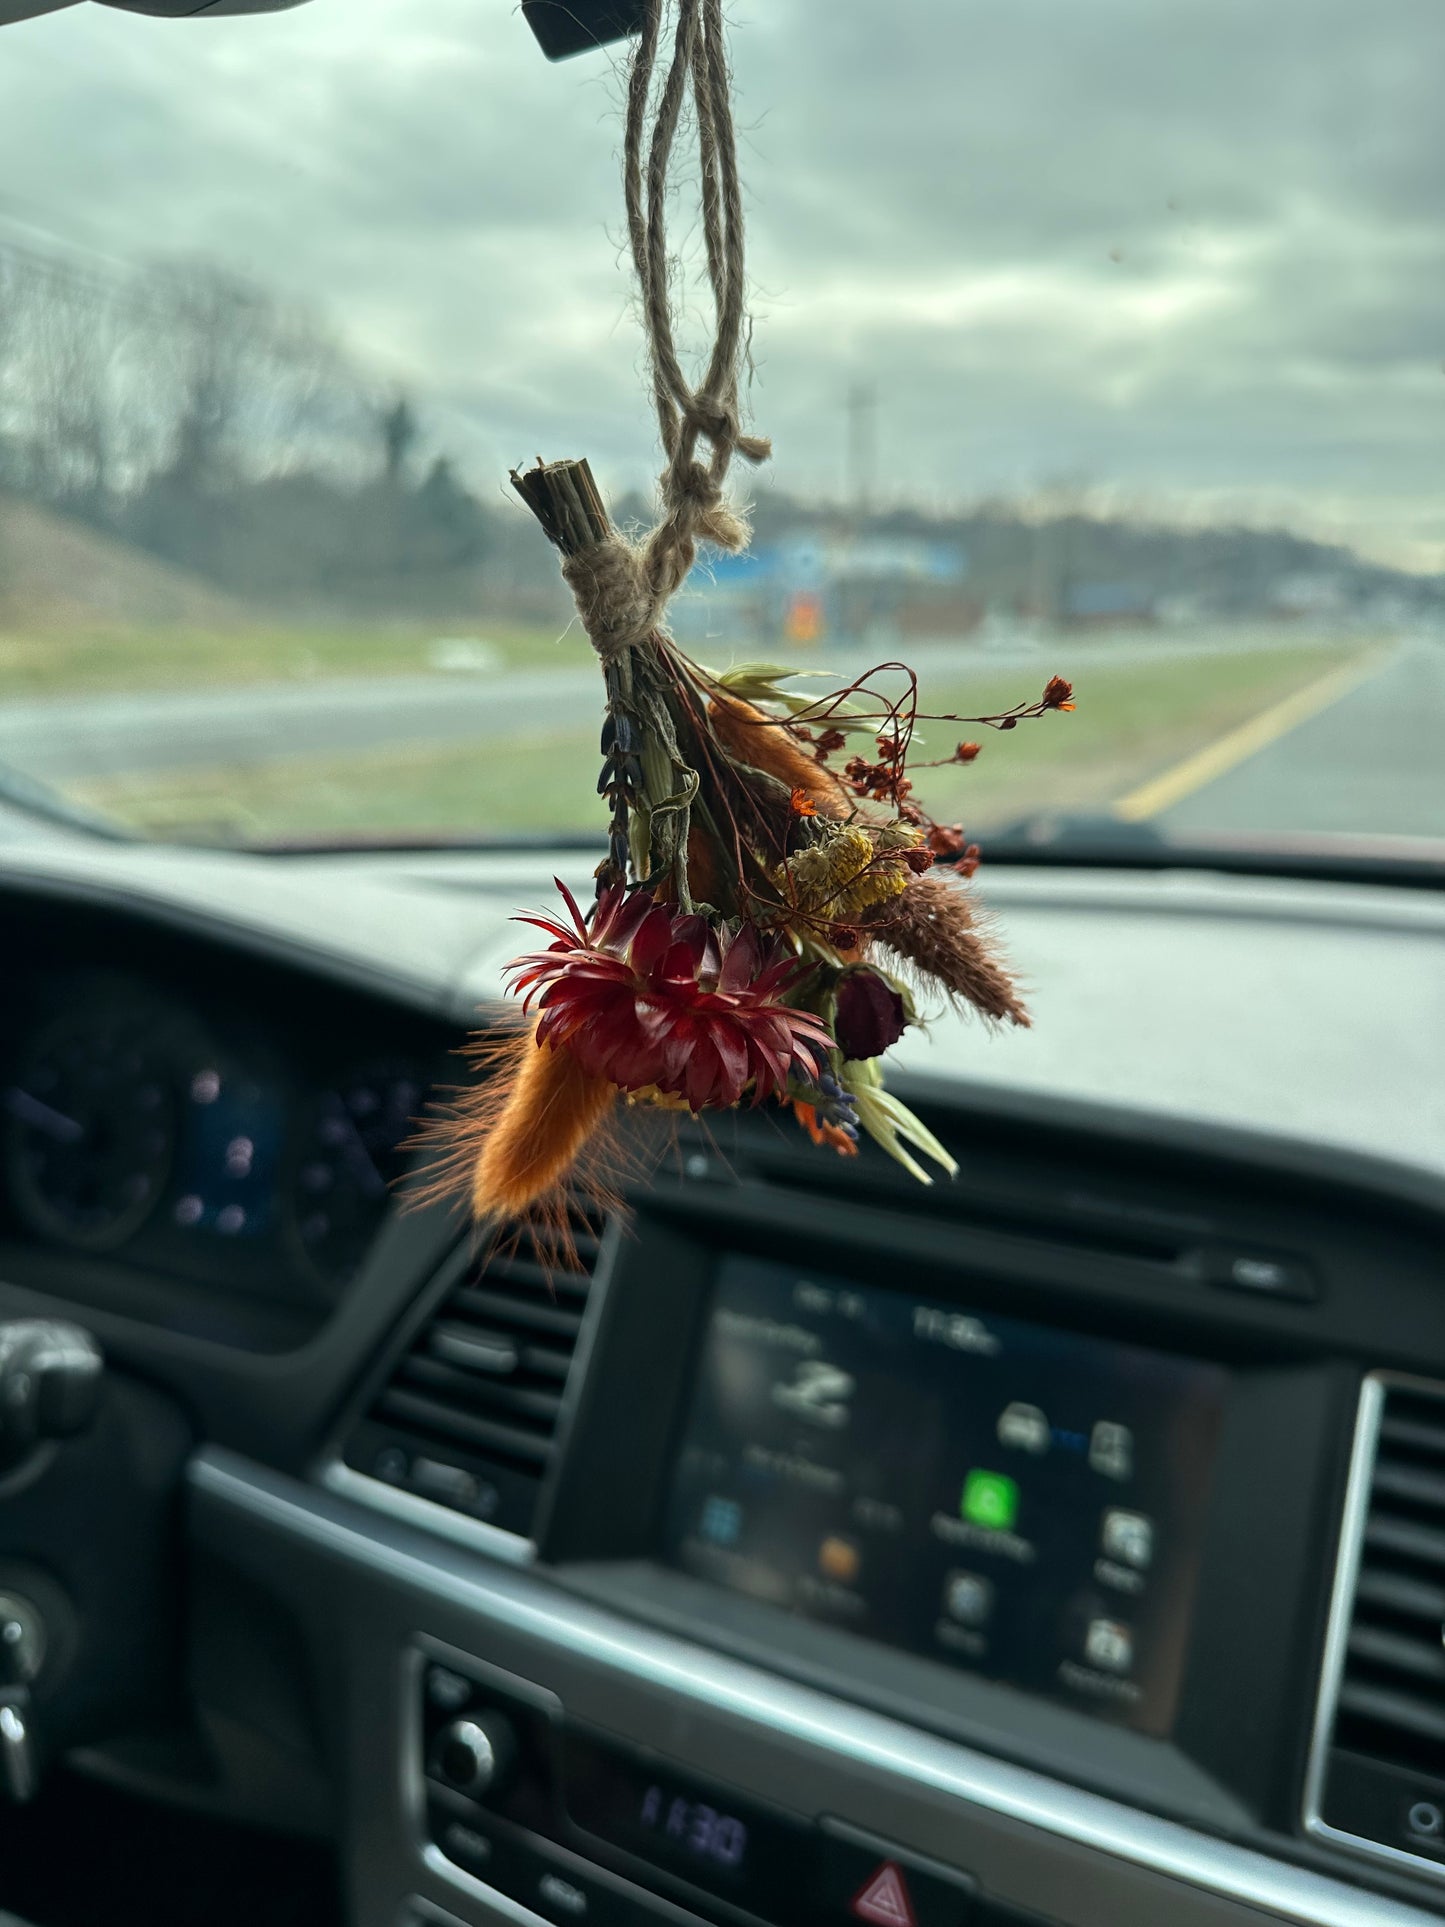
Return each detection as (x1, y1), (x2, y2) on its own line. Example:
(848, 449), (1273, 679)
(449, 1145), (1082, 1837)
(816, 1818), (975, 1925)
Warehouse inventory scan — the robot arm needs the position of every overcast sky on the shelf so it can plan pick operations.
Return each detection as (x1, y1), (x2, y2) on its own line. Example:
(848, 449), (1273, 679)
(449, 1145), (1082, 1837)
(0, 0), (1440, 570)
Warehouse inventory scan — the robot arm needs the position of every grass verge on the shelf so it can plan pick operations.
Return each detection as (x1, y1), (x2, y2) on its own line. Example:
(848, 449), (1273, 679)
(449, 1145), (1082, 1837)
(73, 640), (1363, 844)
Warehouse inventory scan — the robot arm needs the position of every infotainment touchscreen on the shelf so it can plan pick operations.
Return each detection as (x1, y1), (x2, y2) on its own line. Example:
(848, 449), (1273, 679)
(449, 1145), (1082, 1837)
(662, 1256), (1227, 1735)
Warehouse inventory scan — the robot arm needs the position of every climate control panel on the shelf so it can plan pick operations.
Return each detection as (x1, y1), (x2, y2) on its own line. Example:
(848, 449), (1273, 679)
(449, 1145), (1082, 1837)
(413, 1642), (988, 1927)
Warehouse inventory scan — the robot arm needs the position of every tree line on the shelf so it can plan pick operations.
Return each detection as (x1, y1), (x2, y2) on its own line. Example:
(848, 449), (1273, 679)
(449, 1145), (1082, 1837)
(0, 242), (537, 615)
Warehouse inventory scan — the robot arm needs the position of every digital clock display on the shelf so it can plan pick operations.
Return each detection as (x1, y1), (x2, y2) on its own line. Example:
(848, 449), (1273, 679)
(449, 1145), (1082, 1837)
(638, 1782), (749, 1869)
(563, 1725), (808, 1914)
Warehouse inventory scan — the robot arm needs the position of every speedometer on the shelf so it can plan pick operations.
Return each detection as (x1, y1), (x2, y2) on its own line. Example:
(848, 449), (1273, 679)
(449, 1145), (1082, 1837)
(2, 1009), (177, 1251)
(289, 1061), (425, 1289)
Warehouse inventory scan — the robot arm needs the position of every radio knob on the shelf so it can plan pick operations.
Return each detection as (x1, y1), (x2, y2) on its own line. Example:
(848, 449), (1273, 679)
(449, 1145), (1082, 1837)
(430, 1713), (515, 1801)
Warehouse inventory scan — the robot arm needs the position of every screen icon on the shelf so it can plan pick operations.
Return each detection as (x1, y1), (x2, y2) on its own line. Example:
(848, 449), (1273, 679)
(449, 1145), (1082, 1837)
(1084, 1617), (1134, 1675)
(943, 1570), (994, 1627)
(960, 1469), (1020, 1532)
(997, 1401), (1050, 1455)
(819, 1536), (861, 1585)
(771, 1358), (856, 1429)
(1089, 1420), (1134, 1481)
(1101, 1509), (1154, 1570)
(699, 1495), (742, 1547)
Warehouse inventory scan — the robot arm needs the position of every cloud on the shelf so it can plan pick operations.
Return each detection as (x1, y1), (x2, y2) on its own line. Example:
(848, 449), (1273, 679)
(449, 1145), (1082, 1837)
(0, 0), (1438, 568)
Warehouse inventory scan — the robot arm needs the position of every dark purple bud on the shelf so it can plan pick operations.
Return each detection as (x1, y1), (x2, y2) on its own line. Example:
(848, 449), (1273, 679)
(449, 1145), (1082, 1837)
(833, 968), (907, 1061)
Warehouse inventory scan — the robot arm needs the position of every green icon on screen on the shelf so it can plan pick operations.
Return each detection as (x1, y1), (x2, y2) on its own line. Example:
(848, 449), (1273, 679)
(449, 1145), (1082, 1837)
(961, 1469), (1019, 1531)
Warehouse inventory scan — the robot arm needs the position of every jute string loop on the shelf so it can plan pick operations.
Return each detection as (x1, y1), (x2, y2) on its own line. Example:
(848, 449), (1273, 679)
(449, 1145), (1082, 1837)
(563, 0), (768, 666)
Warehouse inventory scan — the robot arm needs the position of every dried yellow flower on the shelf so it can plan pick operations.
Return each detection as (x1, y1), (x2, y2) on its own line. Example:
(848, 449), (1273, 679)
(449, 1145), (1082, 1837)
(772, 823), (915, 922)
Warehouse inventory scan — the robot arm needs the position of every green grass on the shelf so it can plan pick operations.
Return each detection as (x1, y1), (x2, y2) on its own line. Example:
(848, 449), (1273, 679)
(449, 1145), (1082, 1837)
(76, 639), (1364, 845)
(0, 619), (580, 696)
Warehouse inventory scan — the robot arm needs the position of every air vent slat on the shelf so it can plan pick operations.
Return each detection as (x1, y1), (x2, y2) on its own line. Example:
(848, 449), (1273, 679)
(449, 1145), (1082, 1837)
(1373, 1459), (1445, 1511)
(340, 1204), (608, 1541)
(1380, 1413), (1445, 1459)
(1363, 1512), (1445, 1570)
(377, 1387), (554, 1468)
(1346, 1623), (1445, 1686)
(1315, 1377), (1445, 1875)
(451, 1285), (584, 1342)
(1353, 1566), (1445, 1622)
(487, 1253), (592, 1301)
(1337, 1680), (1445, 1748)
(427, 1323), (520, 1376)
(396, 1355), (564, 1429)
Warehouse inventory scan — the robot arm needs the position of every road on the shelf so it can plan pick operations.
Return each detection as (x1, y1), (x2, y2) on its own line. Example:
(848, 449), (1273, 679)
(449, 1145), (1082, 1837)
(0, 625), (1351, 786)
(0, 628), (1438, 843)
(1141, 636), (1445, 842)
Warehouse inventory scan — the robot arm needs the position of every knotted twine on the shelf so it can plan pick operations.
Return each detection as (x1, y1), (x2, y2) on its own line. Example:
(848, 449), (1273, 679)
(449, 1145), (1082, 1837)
(561, 0), (770, 667)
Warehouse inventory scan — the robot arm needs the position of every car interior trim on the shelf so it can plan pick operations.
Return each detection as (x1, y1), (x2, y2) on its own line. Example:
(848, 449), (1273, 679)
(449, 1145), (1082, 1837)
(1301, 1369), (1445, 1884)
(319, 1461), (537, 1570)
(192, 1446), (1442, 1927)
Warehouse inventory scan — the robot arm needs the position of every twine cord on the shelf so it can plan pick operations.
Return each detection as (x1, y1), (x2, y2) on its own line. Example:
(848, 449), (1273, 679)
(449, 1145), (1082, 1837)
(562, 0), (768, 666)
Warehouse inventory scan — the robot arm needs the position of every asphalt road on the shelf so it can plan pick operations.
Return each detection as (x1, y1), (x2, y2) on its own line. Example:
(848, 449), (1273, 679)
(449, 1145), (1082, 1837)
(1153, 636), (1445, 841)
(0, 628), (1438, 843)
(0, 625), (1370, 784)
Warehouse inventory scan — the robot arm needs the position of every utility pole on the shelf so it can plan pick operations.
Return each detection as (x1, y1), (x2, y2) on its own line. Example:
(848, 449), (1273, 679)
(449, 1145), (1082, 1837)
(845, 381), (877, 522)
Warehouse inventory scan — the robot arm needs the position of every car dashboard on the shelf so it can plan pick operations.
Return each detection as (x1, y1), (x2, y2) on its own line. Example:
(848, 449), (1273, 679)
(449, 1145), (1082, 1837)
(0, 838), (1441, 1927)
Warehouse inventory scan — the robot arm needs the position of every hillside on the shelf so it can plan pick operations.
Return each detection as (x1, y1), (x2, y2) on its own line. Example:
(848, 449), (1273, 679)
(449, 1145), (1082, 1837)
(0, 492), (247, 632)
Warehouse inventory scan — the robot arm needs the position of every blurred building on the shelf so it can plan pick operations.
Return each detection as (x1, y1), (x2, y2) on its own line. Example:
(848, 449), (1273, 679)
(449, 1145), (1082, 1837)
(669, 530), (971, 650)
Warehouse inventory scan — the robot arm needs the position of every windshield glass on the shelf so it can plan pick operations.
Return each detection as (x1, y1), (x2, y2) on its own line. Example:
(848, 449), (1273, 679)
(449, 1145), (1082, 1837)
(0, 0), (1439, 857)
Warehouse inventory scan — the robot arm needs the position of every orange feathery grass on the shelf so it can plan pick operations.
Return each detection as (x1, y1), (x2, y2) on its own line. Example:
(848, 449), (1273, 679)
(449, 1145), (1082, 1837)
(410, 1023), (623, 1261)
(471, 1028), (618, 1219)
(708, 690), (852, 819)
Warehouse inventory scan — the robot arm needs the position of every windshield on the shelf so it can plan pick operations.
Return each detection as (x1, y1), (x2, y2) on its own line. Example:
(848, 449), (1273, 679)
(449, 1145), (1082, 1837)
(0, 0), (1439, 859)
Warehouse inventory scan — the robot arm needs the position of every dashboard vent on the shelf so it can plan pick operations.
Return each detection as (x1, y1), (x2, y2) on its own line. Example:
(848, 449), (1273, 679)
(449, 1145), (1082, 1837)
(1310, 1375), (1445, 1877)
(340, 1207), (606, 1541)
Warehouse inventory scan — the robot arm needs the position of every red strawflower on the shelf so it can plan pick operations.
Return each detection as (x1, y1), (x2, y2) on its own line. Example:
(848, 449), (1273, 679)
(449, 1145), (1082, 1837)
(508, 882), (833, 1113)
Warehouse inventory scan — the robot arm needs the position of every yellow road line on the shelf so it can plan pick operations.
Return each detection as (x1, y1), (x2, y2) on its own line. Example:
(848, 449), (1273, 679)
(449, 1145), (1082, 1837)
(1112, 647), (1392, 822)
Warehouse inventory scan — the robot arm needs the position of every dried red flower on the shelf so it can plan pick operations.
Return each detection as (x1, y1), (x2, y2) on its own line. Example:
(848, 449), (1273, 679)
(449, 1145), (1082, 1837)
(1042, 675), (1076, 711)
(815, 728), (847, 757)
(834, 967), (908, 1060)
(508, 882), (833, 1112)
(926, 822), (971, 859)
(955, 741), (982, 763)
(790, 788), (819, 817)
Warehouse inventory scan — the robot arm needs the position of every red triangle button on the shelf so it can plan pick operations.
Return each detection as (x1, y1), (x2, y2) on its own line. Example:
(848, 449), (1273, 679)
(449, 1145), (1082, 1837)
(850, 1860), (918, 1927)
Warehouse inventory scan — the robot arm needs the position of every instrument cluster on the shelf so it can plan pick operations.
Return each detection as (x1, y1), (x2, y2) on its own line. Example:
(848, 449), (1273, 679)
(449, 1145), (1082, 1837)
(0, 971), (436, 1307)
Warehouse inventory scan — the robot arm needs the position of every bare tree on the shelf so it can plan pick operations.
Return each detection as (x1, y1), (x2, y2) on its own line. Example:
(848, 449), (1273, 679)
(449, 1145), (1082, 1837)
(136, 258), (366, 490)
(377, 391), (418, 487)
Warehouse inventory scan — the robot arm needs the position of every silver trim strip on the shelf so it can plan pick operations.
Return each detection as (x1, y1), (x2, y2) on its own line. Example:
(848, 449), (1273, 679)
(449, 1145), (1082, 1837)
(193, 1449), (1440, 1927)
(422, 1845), (554, 1927)
(1303, 1370), (1445, 1884)
(320, 1461), (536, 1569)
(408, 1896), (474, 1927)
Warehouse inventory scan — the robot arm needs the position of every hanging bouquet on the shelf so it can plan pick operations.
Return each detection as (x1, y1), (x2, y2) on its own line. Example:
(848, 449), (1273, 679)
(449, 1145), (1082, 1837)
(425, 0), (1072, 1240)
